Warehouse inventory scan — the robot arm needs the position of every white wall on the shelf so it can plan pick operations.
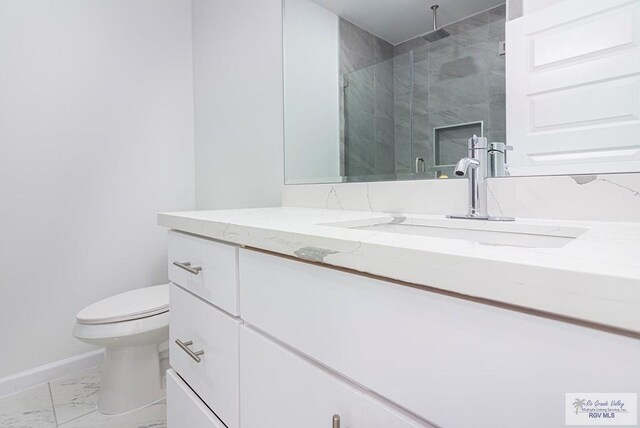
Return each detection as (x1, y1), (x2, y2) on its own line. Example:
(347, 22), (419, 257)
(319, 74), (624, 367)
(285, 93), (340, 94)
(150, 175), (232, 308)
(0, 0), (195, 378)
(193, 0), (284, 209)
(284, 0), (341, 184)
(523, 0), (567, 14)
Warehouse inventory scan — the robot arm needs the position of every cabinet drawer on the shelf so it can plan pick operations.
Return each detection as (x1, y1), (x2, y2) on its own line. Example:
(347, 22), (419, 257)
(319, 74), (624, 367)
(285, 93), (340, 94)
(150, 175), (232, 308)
(239, 249), (640, 428)
(170, 284), (240, 428)
(361, 394), (433, 428)
(239, 326), (430, 428)
(168, 230), (238, 315)
(240, 326), (362, 428)
(167, 370), (226, 428)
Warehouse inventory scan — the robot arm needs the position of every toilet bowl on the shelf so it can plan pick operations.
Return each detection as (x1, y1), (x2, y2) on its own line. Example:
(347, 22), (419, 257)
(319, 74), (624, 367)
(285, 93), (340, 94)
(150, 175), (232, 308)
(73, 284), (170, 415)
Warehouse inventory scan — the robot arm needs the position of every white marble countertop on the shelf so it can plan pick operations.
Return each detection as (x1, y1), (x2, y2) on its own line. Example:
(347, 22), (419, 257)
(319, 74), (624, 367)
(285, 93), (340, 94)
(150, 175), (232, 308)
(159, 207), (640, 334)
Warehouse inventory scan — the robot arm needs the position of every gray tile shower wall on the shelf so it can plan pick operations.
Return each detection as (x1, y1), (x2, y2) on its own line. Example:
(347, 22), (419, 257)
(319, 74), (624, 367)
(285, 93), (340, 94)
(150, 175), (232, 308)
(340, 18), (395, 179)
(338, 4), (506, 182)
(508, 0), (524, 20)
(393, 51), (412, 176)
(394, 4), (506, 178)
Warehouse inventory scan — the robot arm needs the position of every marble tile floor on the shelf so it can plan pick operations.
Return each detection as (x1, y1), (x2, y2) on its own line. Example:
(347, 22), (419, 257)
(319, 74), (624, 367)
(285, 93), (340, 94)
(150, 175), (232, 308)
(0, 367), (166, 428)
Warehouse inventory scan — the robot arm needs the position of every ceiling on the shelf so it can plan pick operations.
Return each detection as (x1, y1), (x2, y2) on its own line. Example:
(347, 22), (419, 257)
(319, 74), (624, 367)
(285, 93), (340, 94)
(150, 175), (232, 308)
(310, 0), (505, 45)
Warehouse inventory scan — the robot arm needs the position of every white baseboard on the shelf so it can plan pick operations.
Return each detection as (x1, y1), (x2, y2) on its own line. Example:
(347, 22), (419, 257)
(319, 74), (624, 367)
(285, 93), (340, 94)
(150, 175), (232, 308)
(0, 349), (104, 398)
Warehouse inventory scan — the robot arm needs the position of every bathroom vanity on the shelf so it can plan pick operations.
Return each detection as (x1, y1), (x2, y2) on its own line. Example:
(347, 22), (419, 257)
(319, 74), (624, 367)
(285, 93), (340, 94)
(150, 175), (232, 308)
(161, 0), (640, 425)
(160, 207), (640, 428)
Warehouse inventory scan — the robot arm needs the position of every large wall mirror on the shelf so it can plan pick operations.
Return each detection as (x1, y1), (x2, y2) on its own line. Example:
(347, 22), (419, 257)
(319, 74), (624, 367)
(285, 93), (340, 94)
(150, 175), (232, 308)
(283, 0), (640, 184)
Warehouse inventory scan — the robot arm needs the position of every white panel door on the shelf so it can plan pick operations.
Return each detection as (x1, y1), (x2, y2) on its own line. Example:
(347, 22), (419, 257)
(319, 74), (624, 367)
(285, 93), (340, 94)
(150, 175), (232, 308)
(167, 370), (227, 428)
(239, 326), (363, 428)
(507, 0), (640, 175)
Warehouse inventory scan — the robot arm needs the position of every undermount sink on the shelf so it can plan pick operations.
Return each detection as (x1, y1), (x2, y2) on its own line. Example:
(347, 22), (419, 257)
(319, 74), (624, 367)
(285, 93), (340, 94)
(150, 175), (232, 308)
(322, 217), (588, 249)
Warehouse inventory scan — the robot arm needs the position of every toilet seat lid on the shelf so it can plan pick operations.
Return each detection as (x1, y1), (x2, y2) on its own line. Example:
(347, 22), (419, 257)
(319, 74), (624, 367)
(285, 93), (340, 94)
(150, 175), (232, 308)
(77, 284), (170, 325)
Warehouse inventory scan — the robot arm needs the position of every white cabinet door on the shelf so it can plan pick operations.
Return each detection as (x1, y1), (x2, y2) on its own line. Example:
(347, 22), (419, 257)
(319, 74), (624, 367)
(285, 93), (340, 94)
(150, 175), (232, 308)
(167, 369), (227, 428)
(362, 394), (434, 428)
(239, 326), (363, 428)
(170, 284), (241, 428)
(507, 0), (640, 175)
(239, 249), (640, 428)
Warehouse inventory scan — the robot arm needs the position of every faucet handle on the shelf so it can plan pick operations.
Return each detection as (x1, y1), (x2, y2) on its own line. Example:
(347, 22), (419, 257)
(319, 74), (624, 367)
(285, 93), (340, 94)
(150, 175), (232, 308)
(488, 142), (512, 153)
(469, 135), (488, 150)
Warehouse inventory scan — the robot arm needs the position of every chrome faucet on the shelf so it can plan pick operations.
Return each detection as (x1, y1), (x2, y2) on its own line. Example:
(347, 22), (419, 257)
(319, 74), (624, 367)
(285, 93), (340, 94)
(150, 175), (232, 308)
(448, 135), (514, 221)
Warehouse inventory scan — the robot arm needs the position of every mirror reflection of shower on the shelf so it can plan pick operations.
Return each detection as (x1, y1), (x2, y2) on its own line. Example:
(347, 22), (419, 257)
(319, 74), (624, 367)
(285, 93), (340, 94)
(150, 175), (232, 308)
(340, 3), (506, 182)
(424, 5), (450, 43)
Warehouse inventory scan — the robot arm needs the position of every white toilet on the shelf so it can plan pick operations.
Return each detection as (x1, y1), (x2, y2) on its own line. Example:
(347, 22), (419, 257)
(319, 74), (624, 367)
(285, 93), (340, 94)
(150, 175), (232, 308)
(73, 284), (170, 415)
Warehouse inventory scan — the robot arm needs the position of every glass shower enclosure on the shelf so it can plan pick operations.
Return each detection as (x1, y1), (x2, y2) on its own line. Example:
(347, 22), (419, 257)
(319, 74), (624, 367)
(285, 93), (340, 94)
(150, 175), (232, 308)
(340, 4), (506, 182)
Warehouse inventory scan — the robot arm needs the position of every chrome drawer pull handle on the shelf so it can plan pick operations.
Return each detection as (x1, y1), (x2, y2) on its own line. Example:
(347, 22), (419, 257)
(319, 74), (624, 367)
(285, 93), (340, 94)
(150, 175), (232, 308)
(173, 261), (202, 275)
(332, 414), (340, 428)
(175, 339), (205, 363)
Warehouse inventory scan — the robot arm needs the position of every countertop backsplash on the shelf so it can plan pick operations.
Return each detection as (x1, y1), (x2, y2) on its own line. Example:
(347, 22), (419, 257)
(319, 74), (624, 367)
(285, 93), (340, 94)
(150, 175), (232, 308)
(282, 173), (640, 223)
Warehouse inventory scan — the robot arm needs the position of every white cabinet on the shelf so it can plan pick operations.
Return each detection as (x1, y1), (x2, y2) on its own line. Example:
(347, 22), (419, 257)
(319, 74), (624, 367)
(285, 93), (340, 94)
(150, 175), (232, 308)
(240, 326), (362, 428)
(167, 233), (639, 428)
(239, 326), (431, 428)
(167, 369), (227, 428)
(170, 284), (241, 428)
(239, 248), (640, 428)
(168, 230), (239, 315)
(361, 394), (432, 428)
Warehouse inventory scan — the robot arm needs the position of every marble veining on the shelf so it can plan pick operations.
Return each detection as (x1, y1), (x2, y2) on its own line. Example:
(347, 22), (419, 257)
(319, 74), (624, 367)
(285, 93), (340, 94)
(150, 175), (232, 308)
(293, 247), (339, 263)
(49, 368), (100, 425)
(283, 172), (640, 222)
(60, 400), (165, 428)
(159, 206), (640, 334)
(0, 367), (165, 428)
(572, 174), (597, 185)
(326, 186), (345, 210)
(0, 384), (56, 428)
(594, 177), (640, 198)
(486, 185), (505, 216)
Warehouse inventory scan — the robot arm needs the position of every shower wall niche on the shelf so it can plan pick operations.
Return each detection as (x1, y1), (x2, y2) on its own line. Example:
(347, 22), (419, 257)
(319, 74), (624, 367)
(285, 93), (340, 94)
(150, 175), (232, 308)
(339, 4), (506, 182)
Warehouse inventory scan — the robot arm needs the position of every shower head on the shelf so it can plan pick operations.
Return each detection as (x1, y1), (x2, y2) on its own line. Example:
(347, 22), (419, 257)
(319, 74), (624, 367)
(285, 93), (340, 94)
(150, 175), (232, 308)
(424, 5), (450, 43)
(425, 28), (450, 43)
